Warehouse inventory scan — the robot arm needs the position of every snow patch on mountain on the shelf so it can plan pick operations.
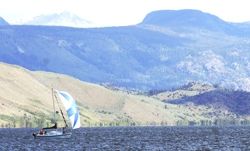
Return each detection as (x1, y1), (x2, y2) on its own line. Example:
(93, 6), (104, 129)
(22, 11), (96, 28)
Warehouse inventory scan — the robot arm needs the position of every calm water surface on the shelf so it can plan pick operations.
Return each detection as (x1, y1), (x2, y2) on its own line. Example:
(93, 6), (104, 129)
(0, 126), (250, 151)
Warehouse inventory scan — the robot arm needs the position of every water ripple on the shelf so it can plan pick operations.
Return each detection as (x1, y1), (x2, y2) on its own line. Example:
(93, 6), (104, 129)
(0, 126), (250, 150)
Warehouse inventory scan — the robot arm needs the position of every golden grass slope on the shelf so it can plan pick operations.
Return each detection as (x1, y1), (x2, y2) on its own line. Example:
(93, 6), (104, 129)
(0, 62), (239, 127)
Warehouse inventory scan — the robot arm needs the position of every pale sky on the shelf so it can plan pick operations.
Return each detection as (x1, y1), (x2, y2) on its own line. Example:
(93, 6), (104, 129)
(0, 0), (250, 26)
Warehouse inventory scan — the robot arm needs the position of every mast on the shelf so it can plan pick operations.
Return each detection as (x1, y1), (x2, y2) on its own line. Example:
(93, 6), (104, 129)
(54, 91), (68, 128)
(52, 88), (56, 123)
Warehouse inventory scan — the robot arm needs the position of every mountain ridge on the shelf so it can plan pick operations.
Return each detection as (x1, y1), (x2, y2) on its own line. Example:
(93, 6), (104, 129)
(140, 9), (237, 32)
(1, 10), (250, 91)
(0, 17), (9, 25)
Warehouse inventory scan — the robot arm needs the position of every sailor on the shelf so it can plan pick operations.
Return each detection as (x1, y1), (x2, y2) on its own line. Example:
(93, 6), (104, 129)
(39, 129), (46, 135)
(54, 122), (57, 129)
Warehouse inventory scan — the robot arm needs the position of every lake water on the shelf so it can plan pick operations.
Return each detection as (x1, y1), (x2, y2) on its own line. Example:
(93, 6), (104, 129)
(0, 126), (250, 151)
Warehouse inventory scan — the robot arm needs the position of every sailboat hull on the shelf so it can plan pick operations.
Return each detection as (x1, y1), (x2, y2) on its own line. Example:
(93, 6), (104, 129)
(33, 131), (72, 139)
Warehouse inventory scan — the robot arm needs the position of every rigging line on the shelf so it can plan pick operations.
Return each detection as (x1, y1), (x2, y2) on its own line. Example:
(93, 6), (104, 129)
(54, 90), (69, 128)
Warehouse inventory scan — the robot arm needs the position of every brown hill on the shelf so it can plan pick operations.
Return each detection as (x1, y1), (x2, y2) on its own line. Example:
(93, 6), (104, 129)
(0, 62), (246, 127)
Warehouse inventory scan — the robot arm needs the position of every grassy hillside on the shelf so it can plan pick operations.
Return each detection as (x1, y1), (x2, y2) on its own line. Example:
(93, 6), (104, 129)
(152, 82), (215, 101)
(0, 62), (249, 128)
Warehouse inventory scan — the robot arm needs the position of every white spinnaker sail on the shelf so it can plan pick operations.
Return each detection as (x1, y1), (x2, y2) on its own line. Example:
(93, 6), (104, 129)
(57, 91), (80, 129)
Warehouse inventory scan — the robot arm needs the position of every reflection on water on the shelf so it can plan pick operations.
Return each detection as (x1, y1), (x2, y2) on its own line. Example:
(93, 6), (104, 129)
(0, 126), (250, 150)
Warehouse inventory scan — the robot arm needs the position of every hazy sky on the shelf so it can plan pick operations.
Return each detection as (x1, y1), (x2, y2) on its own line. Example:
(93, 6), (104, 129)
(1, 0), (250, 26)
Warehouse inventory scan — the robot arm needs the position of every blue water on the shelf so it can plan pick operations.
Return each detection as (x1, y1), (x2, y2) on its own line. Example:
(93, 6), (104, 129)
(0, 126), (250, 150)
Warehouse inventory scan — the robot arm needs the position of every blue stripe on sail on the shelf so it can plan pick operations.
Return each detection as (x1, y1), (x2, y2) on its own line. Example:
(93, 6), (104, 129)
(67, 101), (77, 118)
(73, 111), (79, 128)
(60, 92), (71, 101)
(67, 107), (75, 117)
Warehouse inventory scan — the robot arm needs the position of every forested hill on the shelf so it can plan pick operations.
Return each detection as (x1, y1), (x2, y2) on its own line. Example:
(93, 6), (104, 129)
(1, 9), (250, 91)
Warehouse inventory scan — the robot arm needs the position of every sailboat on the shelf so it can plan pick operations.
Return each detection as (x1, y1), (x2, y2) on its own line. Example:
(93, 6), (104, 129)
(32, 89), (80, 139)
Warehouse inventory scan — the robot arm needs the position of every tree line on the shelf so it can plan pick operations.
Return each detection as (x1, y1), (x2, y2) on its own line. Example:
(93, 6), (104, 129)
(1, 113), (250, 128)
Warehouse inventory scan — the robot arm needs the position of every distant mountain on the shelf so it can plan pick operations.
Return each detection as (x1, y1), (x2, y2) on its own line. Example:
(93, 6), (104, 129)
(23, 12), (95, 28)
(0, 17), (9, 25)
(141, 9), (237, 32)
(1, 9), (250, 91)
